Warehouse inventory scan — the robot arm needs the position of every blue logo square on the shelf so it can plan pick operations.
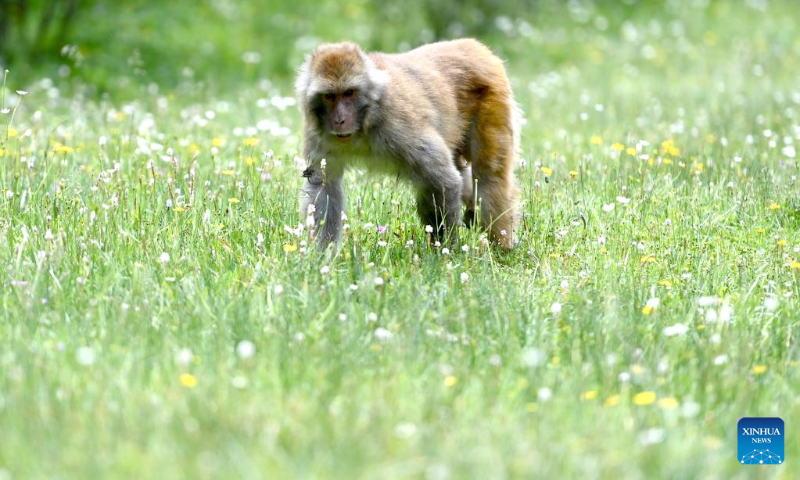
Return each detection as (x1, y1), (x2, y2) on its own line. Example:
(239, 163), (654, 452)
(738, 417), (784, 465)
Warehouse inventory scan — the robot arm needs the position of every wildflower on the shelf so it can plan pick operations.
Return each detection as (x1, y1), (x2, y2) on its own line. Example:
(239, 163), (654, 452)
(777, 239), (787, 247)
(521, 347), (545, 367)
(616, 196), (631, 204)
(625, 147), (636, 155)
(243, 138), (258, 147)
(212, 138), (224, 147)
(274, 285), (284, 295)
(602, 203), (615, 212)
(460, 272), (469, 284)
(791, 261), (800, 269)
(374, 277), (384, 286)
(537, 387), (552, 402)
(590, 135), (602, 145)
(179, 373), (198, 388)
(441, 247), (450, 255)
(640, 255), (656, 264)
(425, 225), (434, 233)
(228, 197), (239, 205)
(444, 375), (458, 387)
(374, 327), (392, 340)
(550, 302), (562, 314)
(604, 395), (620, 407)
(15, 90), (28, 96)
(8, 128), (18, 137)
(176, 348), (193, 366)
(55, 145), (74, 154)
(283, 244), (297, 253)
(569, 170), (578, 178)
(752, 365), (767, 375)
(633, 391), (656, 406)
(320, 265), (330, 275)
(658, 280), (672, 287)
(159, 252), (170, 264)
(581, 390), (598, 401)
(540, 166), (553, 177)
(75, 347), (97, 366)
(713, 354), (728, 365)
(611, 143), (625, 151)
(769, 203), (781, 210)
(236, 340), (255, 359)
(663, 323), (688, 336)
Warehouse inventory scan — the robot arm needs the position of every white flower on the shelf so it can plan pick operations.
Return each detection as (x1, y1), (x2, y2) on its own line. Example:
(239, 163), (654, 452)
(537, 387), (552, 402)
(76, 347), (97, 366)
(713, 354), (728, 365)
(616, 196), (631, 204)
(550, 302), (562, 314)
(646, 297), (660, 309)
(15, 90), (28, 96)
(597, 234), (607, 245)
(602, 203), (615, 212)
(764, 297), (779, 311)
(782, 145), (796, 158)
(338, 313), (347, 322)
(368, 312), (378, 322)
(159, 252), (170, 264)
(522, 347), (545, 367)
(425, 225), (434, 233)
(460, 272), (469, 284)
(177, 348), (193, 366)
(441, 247), (450, 255)
(698, 296), (717, 307)
(638, 428), (665, 446)
(236, 340), (255, 359)
(320, 265), (330, 275)
(663, 323), (688, 336)
(274, 284), (284, 295)
(374, 277), (385, 286)
(374, 327), (393, 340)
(461, 244), (470, 252)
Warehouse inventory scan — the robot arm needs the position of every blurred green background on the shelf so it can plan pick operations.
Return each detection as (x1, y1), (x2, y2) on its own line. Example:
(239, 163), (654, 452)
(4, 0), (794, 99)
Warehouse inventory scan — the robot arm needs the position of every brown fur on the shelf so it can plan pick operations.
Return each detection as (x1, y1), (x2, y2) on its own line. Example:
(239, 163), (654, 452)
(297, 39), (520, 249)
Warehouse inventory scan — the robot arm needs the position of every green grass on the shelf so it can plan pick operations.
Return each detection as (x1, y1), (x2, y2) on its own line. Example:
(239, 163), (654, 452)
(2, 1), (800, 478)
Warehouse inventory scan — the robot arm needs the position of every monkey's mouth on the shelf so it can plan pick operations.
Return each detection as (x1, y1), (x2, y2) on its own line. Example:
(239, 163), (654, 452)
(335, 133), (353, 140)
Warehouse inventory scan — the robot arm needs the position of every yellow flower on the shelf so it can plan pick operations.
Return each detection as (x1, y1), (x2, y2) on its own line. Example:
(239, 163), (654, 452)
(189, 143), (201, 153)
(540, 166), (553, 177)
(791, 261), (800, 270)
(756, 228), (765, 234)
(569, 170), (578, 179)
(212, 137), (224, 147)
(222, 169), (236, 176)
(228, 197), (239, 204)
(590, 135), (602, 145)
(658, 280), (673, 287)
(551, 356), (560, 365)
(695, 163), (705, 173)
(444, 375), (458, 387)
(7, 128), (19, 138)
(179, 373), (198, 388)
(0, 147), (4, 156)
(658, 397), (680, 410)
(173, 206), (186, 213)
(640, 255), (656, 264)
(769, 203), (781, 210)
(626, 147), (637, 156)
(641, 305), (653, 315)
(752, 365), (767, 375)
(662, 157), (673, 165)
(581, 390), (598, 401)
(245, 156), (254, 166)
(632, 391), (656, 406)
(661, 139), (680, 156)
(611, 143), (625, 152)
(706, 134), (715, 144)
(282, 244), (297, 253)
(243, 138), (259, 147)
(777, 239), (787, 247)
(603, 395), (620, 407)
(55, 145), (75, 154)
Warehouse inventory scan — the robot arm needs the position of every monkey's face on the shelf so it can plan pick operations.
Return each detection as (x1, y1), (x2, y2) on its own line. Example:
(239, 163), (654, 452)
(319, 88), (360, 141)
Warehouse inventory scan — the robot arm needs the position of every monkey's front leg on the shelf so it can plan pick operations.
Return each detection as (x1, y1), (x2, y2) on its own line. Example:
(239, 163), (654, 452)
(300, 166), (345, 249)
(414, 166), (463, 245)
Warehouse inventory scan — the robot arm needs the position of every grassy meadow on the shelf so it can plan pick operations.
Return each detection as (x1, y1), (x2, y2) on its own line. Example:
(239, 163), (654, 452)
(1, 0), (800, 478)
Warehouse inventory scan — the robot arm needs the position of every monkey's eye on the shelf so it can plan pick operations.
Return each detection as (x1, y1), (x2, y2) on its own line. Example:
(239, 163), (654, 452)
(343, 89), (356, 98)
(323, 93), (336, 102)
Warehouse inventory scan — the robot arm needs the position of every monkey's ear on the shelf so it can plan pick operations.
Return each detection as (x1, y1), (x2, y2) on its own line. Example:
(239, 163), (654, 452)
(295, 55), (313, 102)
(362, 55), (389, 100)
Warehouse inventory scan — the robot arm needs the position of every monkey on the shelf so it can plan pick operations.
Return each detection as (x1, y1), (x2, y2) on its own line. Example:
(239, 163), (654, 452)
(296, 38), (521, 250)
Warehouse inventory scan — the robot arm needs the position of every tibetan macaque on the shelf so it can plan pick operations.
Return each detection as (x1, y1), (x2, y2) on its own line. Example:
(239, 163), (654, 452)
(296, 39), (520, 249)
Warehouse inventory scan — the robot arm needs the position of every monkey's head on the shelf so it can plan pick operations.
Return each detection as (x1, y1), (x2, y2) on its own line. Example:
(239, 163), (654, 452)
(296, 42), (388, 142)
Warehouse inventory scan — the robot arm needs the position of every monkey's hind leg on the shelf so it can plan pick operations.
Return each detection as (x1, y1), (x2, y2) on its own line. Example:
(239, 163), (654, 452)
(471, 93), (520, 249)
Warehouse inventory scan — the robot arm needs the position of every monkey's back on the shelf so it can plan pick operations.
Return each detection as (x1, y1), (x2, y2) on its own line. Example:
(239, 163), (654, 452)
(369, 39), (514, 153)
